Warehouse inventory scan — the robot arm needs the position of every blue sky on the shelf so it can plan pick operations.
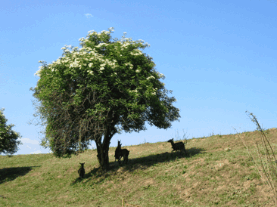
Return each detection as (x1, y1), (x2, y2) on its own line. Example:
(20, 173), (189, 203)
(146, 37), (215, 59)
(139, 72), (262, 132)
(1, 0), (276, 155)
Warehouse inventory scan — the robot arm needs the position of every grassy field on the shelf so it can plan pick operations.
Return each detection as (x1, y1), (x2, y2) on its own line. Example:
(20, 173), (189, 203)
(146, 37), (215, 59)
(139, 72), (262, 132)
(1, 128), (277, 206)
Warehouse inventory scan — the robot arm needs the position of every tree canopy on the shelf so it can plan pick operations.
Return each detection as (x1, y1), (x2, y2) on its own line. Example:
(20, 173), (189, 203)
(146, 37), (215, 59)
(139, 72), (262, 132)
(31, 27), (180, 170)
(0, 108), (22, 155)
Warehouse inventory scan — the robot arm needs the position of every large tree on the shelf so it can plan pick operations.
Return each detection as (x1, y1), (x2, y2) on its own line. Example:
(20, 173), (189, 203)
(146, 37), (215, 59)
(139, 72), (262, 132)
(31, 27), (180, 170)
(0, 108), (22, 155)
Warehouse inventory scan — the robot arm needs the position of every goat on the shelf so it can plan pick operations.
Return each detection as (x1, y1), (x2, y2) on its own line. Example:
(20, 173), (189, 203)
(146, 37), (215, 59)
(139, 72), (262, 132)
(78, 162), (85, 178)
(167, 138), (187, 155)
(120, 149), (130, 164)
(115, 141), (122, 162)
(115, 140), (130, 165)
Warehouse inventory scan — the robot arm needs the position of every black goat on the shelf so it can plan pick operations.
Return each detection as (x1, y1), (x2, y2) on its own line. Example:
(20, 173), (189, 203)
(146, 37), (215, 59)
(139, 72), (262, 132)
(120, 149), (129, 164)
(78, 162), (85, 178)
(115, 141), (121, 162)
(167, 138), (187, 155)
(115, 141), (130, 165)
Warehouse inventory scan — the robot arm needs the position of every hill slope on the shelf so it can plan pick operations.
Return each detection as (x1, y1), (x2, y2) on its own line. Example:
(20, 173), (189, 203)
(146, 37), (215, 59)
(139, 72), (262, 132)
(1, 128), (277, 206)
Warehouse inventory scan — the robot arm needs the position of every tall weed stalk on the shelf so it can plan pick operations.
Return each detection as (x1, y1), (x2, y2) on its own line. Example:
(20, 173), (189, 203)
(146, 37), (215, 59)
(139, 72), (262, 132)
(236, 111), (277, 205)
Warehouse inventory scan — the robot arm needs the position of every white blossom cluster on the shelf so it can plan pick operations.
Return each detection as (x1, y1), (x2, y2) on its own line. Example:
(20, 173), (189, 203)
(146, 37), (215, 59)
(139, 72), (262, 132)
(147, 76), (155, 80)
(156, 71), (165, 79)
(151, 87), (158, 96)
(130, 49), (142, 56)
(124, 62), (133, 69)
(87, 27), (114, 37)
(120, 42), (131, 50)
(130, 89), (138, 93)
(35, 27), (150, 78)
(95, 43), (108, 48)
(34, 65), (43, 77)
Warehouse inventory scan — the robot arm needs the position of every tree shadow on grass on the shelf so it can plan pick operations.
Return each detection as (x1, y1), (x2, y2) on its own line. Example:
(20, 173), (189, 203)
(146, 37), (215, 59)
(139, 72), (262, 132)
(124, 147), (205, 171)
(0, 166), (40, 184)
(71, 147), (205, 185)
(71, 167), (109, 185)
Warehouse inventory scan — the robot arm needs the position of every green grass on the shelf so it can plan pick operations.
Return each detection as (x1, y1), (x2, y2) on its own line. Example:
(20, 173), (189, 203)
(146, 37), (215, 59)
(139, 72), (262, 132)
(1, 128), (277, 206)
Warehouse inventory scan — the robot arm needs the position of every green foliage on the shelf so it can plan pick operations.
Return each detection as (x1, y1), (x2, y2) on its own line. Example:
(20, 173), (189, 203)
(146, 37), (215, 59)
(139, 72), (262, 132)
(0, 108), (22, 155)
(30, 27), (180, 165)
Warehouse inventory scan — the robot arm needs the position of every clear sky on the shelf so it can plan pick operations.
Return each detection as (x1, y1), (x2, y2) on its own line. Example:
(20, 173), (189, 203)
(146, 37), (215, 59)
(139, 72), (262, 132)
(1, 0), (276, 155)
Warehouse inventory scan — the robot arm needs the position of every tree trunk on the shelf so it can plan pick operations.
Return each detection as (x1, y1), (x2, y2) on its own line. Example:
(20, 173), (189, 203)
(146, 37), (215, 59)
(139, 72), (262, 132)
(96, 143), (110, 171)
(95, 124), (117, 171)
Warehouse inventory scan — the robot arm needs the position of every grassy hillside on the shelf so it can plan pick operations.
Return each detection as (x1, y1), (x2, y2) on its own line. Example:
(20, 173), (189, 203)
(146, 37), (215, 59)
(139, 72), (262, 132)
(1, 128), (277, 206)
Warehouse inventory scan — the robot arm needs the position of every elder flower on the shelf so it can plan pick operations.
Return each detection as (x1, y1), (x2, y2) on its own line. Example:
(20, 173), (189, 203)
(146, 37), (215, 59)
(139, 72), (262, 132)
(147, 76), (155, 80)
